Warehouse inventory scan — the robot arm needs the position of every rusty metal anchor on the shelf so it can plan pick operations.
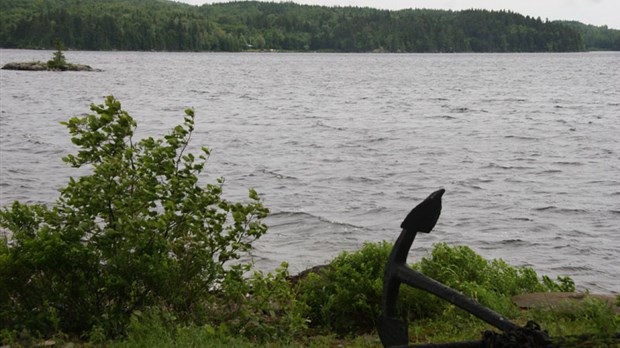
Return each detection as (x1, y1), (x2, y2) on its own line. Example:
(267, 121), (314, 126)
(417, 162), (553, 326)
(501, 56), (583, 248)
(377, 189), (551, 348)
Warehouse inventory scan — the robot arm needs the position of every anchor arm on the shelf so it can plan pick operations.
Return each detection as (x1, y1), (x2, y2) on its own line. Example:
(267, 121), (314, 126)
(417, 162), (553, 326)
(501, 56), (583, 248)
(394, 264), (519, 332)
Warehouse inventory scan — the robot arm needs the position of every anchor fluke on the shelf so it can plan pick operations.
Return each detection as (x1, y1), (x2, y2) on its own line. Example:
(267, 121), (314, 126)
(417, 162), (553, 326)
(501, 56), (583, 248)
(400, 188), (444, 233)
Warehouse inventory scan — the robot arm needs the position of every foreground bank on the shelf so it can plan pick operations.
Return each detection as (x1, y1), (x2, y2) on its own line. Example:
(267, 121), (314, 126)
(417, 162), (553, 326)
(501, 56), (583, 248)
(2, 242), (617, 347)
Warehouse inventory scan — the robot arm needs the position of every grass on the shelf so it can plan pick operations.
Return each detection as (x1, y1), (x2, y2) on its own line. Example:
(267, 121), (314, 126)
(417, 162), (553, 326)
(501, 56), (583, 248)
(4, 297), (617, 347)
(99, 303), (619, 347)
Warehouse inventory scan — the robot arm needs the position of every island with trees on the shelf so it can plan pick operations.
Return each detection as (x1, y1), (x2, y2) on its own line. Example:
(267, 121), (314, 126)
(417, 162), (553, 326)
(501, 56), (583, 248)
(0, 0), (618, 53)
(2, 40), (96, 71)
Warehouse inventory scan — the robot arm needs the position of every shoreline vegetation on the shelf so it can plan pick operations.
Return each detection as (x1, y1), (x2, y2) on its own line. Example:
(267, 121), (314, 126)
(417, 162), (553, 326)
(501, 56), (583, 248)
(1, 1), (619, 53)
(1, 97), (618, 347)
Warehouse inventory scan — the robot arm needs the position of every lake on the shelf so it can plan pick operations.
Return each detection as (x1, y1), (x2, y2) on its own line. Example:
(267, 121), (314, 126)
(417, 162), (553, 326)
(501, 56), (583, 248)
(1, 49), (619, 292)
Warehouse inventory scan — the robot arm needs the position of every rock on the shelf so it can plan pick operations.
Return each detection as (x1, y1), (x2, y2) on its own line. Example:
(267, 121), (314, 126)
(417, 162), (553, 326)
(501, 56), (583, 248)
(512, 292), (619, 313)
(2, 62), (48, 70)
(287, 264), (332, 285)
(2, 61), (99, 71)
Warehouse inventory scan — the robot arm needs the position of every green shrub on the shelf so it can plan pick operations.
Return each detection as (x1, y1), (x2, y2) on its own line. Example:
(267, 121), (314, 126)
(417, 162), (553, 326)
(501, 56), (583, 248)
(417, 243), (570, 317)
(297, 241), (391, 335)
(296, 242), (575, 336)
(419, 243), (548, 295)
(212, 262), (308, 343)
(542, 275), (576, 292)
(0, 96), (269, 340)
(296, 241), (432, 335)
(114, 264), (308, 347)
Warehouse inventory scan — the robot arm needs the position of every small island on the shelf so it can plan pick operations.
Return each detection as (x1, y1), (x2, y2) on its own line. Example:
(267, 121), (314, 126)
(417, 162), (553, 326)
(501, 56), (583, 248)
(2, 41), (98, 72)
(2, 61), (96, 71)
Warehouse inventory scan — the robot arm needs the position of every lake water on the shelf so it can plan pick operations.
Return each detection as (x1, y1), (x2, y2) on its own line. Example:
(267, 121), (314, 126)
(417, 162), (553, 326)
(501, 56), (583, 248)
(1, 49), (619, 293)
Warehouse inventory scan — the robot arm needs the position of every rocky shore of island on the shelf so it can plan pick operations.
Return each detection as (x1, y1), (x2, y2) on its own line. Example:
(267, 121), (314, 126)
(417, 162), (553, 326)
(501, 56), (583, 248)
(2, 61), (98, 71)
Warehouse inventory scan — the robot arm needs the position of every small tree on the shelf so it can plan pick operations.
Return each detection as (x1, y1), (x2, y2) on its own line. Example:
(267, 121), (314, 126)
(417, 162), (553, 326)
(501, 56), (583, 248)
(47, 39), (67, 70)
(0, 97), (269, 339)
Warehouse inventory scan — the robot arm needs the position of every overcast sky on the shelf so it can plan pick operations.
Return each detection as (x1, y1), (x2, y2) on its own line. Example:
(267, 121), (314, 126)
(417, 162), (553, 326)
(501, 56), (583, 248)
(177, 0), (620, 29)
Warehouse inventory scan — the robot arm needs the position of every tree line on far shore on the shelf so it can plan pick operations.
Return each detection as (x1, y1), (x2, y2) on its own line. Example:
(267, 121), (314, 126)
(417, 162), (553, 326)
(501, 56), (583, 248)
(0, 0), (618, 53)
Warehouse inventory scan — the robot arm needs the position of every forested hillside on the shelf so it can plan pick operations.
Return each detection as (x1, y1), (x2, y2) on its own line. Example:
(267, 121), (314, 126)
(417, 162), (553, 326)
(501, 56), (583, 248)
(558, 21), (620, 50)
(0, 0), (608, 52)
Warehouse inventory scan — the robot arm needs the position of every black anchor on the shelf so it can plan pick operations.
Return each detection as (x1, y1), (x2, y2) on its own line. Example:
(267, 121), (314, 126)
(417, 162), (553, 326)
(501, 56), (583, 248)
(377, 189), (552, 348)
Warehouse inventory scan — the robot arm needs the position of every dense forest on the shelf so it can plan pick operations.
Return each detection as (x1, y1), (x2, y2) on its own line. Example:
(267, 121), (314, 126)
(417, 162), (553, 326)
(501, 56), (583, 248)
(0, 0), (617, 52)
(558, 21), (620, 51)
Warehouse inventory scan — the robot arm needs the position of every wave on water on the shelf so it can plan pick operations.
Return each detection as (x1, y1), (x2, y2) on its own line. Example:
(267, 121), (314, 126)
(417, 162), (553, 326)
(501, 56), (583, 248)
(481, 162), (535, 170)
(341, 175), (383, 184)
(551, 161), (584, 166)
(474, 239), (541, 250)
(254, 168), (298, 180)
(503, 135), (539, 141)
(429, 115), (458, 120)
(250, 211), (369, 273)
(499, 239), (534, 247)
(536, 169), (563, 174)
(266, 211), (364, 232)
(533, 206), (589, 214)
(313, 120), (345, 131)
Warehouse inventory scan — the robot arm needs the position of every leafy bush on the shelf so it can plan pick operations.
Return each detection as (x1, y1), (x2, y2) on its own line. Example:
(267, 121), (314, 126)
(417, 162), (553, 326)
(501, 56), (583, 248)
(0, 96), (269, 340)
(542, 275), (576, 292)
(417, 243), (569, 317)
(297, 241), (391, 335)
(211, 262), (308, 343)
(295, 241), (435, 335)
(296, 242), (575, 336)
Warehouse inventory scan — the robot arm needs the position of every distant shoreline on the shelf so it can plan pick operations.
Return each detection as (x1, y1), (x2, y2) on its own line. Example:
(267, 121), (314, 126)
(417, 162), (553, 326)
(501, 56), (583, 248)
(3, 47), (615, 54)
